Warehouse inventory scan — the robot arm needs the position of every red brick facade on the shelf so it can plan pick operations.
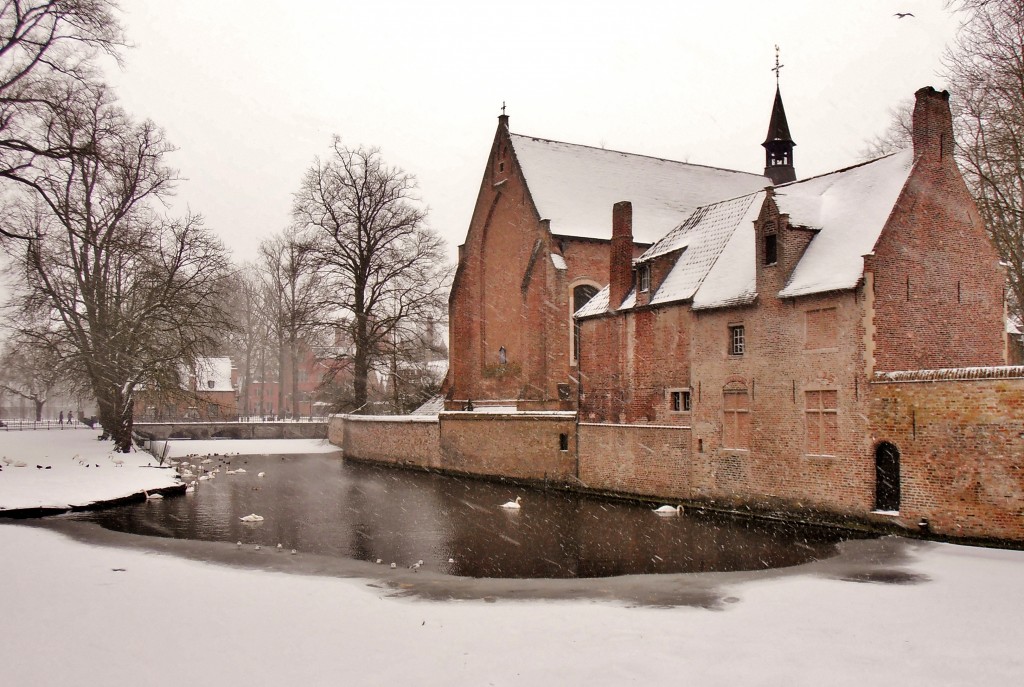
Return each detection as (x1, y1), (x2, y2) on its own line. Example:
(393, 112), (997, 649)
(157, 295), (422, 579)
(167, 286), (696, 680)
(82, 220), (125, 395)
(343, 87), (1021, 542)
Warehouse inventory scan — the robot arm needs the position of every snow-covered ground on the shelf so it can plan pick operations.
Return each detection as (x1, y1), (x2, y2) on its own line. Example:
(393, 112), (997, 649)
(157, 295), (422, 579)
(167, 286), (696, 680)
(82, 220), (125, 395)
(0, 430), (338, 513)
(1, 431), (1022, 685)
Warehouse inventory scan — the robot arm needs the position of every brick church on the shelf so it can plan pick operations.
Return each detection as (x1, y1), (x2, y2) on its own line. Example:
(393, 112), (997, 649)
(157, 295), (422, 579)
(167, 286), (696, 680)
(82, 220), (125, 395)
(334, 83), (1023, 541)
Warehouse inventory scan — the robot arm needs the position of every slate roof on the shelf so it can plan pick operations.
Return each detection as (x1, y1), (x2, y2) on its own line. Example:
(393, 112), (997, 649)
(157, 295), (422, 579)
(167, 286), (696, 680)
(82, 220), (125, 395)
(575, 149), (917, 318)
(510, 133), (769, 244)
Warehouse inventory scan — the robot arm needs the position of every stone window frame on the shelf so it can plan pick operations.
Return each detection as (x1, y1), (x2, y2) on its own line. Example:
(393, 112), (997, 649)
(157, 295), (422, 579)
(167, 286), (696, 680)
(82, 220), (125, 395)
(722, 383), (751, 450)
(667, 388), (692, 413)
(728, 324), (746, 356)
(804, 388), (838, 457)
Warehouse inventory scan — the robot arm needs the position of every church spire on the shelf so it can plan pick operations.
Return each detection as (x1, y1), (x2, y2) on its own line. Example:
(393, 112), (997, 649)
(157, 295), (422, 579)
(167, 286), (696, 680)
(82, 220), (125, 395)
(762, 46), (796, 185)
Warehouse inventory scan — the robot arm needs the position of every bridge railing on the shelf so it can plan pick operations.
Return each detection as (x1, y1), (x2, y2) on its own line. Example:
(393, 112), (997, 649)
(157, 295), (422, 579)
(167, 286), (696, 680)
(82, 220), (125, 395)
(0, 419), (95, 431)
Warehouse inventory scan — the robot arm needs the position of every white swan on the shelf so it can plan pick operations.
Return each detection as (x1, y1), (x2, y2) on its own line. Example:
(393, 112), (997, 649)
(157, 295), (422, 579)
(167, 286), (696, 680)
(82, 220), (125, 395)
(234, 468), (246, 474)
(14, 461), (27, 468)
(653, 505), (683, 515)
(257, 472), (266, 478)
(144, 490), (163, 500)
(240, 513), (264, 523)
(500, 496), (522, 509)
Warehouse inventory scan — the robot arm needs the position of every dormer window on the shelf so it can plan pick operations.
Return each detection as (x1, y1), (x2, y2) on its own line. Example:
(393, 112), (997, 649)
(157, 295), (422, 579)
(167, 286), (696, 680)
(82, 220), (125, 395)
(764, 230), (778, 266)
(637, 264), (651, 293)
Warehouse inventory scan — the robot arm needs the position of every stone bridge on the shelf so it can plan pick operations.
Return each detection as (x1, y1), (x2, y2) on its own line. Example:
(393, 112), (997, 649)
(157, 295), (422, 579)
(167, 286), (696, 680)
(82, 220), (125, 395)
(134, 421), (328, 441)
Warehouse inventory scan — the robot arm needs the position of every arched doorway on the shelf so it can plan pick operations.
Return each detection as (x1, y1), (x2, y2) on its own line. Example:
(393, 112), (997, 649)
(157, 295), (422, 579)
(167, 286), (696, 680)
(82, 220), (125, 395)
(874, 442), (901, 512)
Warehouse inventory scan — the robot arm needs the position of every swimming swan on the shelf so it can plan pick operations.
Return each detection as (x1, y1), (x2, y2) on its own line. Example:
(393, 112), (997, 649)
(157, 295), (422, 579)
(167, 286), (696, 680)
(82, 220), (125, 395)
(240, 513), (264, 522)
(500, 496), (523, 509)
(653, 505), (683, 515)
(144, 490), (163, 499)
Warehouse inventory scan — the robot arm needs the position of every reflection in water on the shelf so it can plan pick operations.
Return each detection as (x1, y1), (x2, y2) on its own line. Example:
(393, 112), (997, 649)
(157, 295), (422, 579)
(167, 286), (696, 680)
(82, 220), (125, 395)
(68, 454), (849, 579)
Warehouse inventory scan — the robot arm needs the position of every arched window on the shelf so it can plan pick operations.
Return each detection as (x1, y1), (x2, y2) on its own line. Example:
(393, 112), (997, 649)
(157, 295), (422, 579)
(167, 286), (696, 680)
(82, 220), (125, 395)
(571, 283), (600, 365)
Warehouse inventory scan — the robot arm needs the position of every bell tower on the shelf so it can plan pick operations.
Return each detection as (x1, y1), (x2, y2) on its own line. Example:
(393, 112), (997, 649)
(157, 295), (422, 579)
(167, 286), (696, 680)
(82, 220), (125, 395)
(762, 46), (797, 185)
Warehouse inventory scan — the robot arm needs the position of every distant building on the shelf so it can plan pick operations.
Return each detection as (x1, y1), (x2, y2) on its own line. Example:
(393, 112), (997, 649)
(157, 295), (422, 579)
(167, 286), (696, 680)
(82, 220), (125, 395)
(135, 357), (238, 421)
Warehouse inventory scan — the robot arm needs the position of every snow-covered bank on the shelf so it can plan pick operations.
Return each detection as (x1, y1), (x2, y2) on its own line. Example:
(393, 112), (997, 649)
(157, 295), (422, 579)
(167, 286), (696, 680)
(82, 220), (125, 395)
(0, 430), (181, 513)
(0, 432), (340, 514)
(150, 437), (340, 459)
(1, 523), (1022, 686)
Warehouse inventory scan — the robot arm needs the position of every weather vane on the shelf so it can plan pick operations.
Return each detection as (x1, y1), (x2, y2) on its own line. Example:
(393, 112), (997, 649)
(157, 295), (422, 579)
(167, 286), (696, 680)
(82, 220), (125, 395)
(501, 101), (506, 116)
(772, 44), (784, 84)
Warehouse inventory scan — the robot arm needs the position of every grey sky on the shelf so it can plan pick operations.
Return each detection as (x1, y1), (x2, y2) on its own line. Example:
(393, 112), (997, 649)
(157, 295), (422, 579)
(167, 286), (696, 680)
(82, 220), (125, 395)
(104, 0), (959, 263)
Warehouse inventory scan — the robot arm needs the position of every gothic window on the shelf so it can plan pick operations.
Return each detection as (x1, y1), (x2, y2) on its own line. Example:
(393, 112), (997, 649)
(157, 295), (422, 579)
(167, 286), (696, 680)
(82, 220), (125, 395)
(722, 386), (751, 450)
(805, 390), (838, 456)
(498, 346), (507, 365)
(571, 283), (600, 365)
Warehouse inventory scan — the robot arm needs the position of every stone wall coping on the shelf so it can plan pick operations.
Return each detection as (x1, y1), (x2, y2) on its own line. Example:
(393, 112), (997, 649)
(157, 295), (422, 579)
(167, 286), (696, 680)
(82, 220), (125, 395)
(873, 366), (1024, 383)
(440, 411), (577, 420)
(579, 422), (692, 430)
(339, 414), (439, 423)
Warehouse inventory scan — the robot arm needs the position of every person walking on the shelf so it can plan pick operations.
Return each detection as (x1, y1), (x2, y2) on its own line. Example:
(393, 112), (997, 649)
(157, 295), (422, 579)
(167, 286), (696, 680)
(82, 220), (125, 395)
(58, 411), (64, 427)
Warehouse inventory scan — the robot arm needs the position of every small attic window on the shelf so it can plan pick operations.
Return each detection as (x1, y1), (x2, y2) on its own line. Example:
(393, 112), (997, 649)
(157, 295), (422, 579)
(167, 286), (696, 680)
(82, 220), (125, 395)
(637, 264), (651, 293)
(764, 233), (778, 266)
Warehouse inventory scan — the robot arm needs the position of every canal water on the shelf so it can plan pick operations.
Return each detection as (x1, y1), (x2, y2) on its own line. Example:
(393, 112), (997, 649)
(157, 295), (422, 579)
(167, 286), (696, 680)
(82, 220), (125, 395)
(67, 452), (851, 579)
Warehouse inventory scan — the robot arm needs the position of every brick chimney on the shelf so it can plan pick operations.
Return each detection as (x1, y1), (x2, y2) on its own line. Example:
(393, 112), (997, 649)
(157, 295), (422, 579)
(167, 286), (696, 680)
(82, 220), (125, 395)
(912, 87), (954, 160)
(609, 201), (633, 310)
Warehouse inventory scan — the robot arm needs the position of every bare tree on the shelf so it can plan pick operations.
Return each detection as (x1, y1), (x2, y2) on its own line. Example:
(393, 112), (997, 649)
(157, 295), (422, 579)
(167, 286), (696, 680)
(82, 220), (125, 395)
(943, 0), (1024, 318)
(3, 87), (231, 451)
(258, 226), (326, 417)
(0, 1), (125, 240)
(860, 99), (913, 160)
(292, 139), (452, 412)
(0, 337), (65, 420)
(220, 263), (273, 416)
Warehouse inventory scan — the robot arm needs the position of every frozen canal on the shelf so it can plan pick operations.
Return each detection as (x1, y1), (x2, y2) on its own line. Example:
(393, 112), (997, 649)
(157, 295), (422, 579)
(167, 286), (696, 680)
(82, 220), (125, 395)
(65, 451), (852, 578)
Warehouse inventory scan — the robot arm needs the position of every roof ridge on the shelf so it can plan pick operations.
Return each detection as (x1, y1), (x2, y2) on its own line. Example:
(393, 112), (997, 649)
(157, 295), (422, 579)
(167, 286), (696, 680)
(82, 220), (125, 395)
(775, 149), (909, 188)
(509, 132), (767, 179)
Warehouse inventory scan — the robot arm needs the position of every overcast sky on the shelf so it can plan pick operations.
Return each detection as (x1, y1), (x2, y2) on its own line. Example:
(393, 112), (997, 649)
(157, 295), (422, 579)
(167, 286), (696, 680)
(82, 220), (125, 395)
(102, 0), (961, 264)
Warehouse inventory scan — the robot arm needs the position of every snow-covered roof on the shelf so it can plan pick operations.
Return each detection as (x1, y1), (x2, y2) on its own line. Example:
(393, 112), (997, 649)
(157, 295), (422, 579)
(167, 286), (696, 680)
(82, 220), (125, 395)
(510, 133), (769, 244)
(651, 192), (764, 309)
(192, 357), (234, 392)
(776, 150), (914, 298)
(576, 150), (918, 319)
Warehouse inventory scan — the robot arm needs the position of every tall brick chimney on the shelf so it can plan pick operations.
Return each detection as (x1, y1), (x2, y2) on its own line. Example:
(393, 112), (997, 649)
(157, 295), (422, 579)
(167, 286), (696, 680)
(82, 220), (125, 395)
(912, 87), (954, 160)
(609, 201), (633, 310)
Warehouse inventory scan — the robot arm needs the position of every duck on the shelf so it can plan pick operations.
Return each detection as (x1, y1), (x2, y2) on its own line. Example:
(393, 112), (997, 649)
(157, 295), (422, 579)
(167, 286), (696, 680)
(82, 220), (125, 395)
(653, 505), (683, 515)
(240, 513), (264, 523)
(500, 496), (522, 510)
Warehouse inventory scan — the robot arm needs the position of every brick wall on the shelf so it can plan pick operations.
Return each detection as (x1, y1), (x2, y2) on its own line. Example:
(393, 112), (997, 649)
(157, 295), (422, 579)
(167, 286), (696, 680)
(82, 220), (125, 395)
(439, 412), (577, 481)
(578, 423), (691, 498)
(868, 89), (1005, 372)
(688, 290), (875, 513)
(870, 370), (1024, 540)
(332, 415), (441, 469)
